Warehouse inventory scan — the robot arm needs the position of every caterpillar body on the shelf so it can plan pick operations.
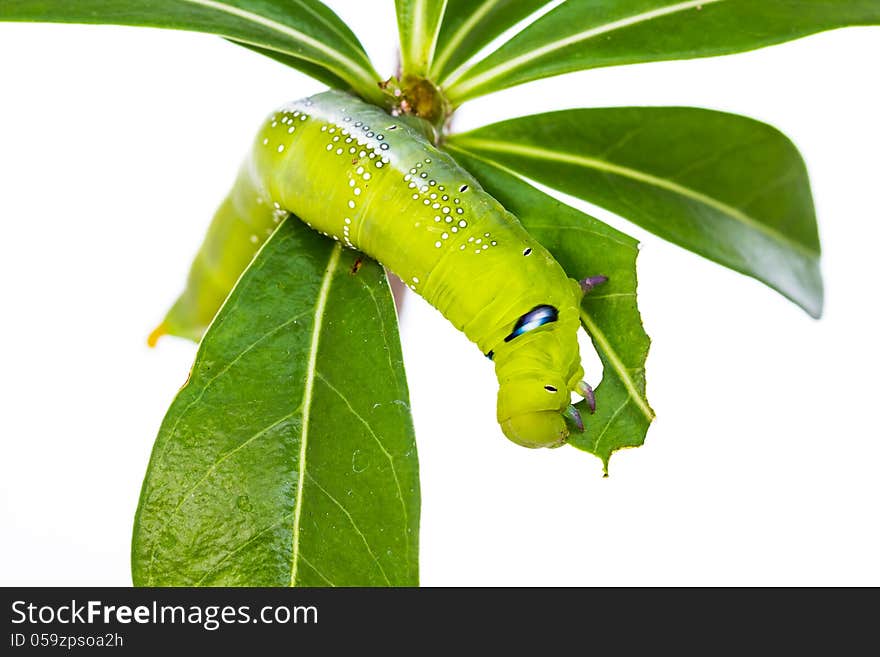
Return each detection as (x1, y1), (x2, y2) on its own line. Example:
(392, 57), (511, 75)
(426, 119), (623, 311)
(157, 90), (594, 448)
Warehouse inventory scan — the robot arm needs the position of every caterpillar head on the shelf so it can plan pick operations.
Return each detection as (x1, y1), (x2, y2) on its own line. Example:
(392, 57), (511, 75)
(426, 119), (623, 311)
(494, 302), (585, 448)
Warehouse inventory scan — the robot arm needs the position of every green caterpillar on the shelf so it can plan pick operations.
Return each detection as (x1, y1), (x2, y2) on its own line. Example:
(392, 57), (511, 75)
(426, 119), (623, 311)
(154, 90), (601, 448)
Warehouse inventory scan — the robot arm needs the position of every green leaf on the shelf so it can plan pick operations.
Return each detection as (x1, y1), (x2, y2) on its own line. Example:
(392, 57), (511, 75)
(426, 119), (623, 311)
(448, 107), (823, 317)
(430, 0), (550, 82)
(0, 0), (384, 104)
(395, 0), (448, 77)
(444, 0), (880, 102)
(133, 217), (420, 586)
(229, 40), (350, 90)
(447, 147), (653, 472)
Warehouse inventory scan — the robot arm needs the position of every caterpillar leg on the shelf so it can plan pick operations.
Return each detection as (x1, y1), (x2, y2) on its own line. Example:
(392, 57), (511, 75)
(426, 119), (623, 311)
(579, 275), (608, 294)
(576, 380), (596, 414)
(562, 404), (584, 432)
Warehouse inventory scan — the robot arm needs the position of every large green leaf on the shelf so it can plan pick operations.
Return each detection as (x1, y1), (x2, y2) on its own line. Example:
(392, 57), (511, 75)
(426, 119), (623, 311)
(447, 147), (653, 472)
(430, 0), (550, 82)
(444, 0), (880, 102)
(0, 0), (384, 104)
(395, 0), (448, 77)
(133, 217), (419, 586)
(448, 107), (823, 317)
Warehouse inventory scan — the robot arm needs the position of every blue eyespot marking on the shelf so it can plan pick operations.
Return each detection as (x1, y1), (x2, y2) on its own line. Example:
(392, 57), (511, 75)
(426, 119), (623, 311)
(504, 305), (559, 343)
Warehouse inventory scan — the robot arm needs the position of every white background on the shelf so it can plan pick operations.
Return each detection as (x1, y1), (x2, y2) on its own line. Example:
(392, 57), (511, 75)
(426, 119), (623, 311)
(1, 2), (878, 586)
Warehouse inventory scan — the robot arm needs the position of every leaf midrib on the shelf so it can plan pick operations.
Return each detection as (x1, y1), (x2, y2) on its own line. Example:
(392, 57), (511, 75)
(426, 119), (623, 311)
(182, 0), (375, 84)
(450, 136), (818, 258)
(447, 0), (724, 98)
(289, 244), (342, 587)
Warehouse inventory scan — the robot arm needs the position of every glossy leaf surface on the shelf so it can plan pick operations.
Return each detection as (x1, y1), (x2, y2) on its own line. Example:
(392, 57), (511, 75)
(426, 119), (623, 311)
(395, 0), (448, 77)
(445, 0), (880, 102)
(430, 0), (550, 82)
(133, 218), (419, 586)
(0, 0), (384, 103)
(449, 107), (823, 317)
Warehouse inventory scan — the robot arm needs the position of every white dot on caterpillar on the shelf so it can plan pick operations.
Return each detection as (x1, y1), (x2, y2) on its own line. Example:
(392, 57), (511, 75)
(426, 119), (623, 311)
(349, 148), (356, 154)
(336, 148), (343, 155)
(442, 195), (449, 201)
(250, 234), (259, 244)
(412, 194), (419, 200)
(430, 193), (437, 199)
(434, 216), (441, 222)
(326, 144), (333, 151)
(376, 161), (384, 168)
(416, 162), (422, 168)
(476, 239), (482, 244)
(271, 121), (277, 127)
(445, 217), (452, 223)
(288, 126), (295, 134)
(348, 200), (355, 209)
(460, 245), (465, 250)
(423, 199), (430, 205)
(344, 217), (351, 225)
(262, 138), (269, 145)
(345, 137), (353, 143)
(468, 237), (474, 243)
(441, 232), (449, 239)
(420, 186), (428, 193)
(458, 220), (467, 227)
(404, 174), (411, 182)
(425, 158), (432, 163)
(451, 226), (458, 233)
(354, 188), (361, 196)
(442, 207), (450, 214)
(438, 185), (446, 191)
(273, 202), (281, 209)
(277, 145), (285, 153)
(359, 151), (367, 158)
(321, 126), (327, 132)
(363, 172), (371, 180)
(369, 152), (376, 159)
(456, 208), (464, 214)
(356, 166), (364, 174)
(420, 172), (427, 179)
(432, 203), (440, 209)
(434, 241), (442, 248)
(412, 276), (419, 283)
(332, 136), (340, 142)
(484, 232), (490, 237)
(482, 244), (488, 250)
(491, 241), (497, 246)
(349, 180), (355, 187)
(329, 128), (335, 133)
